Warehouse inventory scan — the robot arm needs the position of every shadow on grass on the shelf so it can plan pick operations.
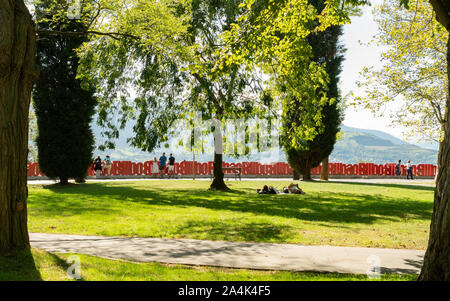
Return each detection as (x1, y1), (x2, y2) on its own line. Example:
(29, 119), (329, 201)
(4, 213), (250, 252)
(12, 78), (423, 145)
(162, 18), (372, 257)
(33, 183), (433, 226)
(0, 248), (42, 281)
(380, 256), (423, 276)
(46, 252), (85, 281)
(326, 181), (435, 192)
(174, 220), (295, 242)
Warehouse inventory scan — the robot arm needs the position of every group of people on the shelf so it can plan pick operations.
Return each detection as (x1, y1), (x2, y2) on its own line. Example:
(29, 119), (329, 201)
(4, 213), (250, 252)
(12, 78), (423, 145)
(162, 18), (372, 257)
(395, 160), (414, 180)
(152, 153), (176, 178)
(93, 153), (177, 178)
(93, 155), (112, 177)
(257, 183), (306, 195)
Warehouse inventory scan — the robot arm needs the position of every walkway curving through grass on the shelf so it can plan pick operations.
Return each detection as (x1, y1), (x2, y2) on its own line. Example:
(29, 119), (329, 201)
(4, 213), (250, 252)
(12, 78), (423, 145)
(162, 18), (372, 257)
(0, 248), (417, 281)
(29, 233), (424, 275)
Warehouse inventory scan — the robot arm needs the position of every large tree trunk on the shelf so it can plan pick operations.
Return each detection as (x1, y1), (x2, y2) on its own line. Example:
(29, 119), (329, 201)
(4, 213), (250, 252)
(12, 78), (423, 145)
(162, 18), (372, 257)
(298, 161), (313, 181)
(0, 0), (38, 254)
(209, 128), (230, 191)
(418, 35), (450, 281)
(210, 153), (230, 191)
(301, 168), (312, 181)
(320, 156), (329, 181)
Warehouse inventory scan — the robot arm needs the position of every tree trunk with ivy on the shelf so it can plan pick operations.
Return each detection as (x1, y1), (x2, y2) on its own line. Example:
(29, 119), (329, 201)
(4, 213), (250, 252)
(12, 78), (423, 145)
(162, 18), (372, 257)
(0, 0), (38, 254)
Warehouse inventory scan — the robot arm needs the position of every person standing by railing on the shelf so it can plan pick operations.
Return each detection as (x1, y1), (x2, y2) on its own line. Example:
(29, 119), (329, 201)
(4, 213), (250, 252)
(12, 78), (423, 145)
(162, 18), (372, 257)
(168, 154), (176, 178)
(395, 160), (402, 177)
(159, 153), (167, 178)
(104, 156), (112, 176)
(406, 160), (414, 180)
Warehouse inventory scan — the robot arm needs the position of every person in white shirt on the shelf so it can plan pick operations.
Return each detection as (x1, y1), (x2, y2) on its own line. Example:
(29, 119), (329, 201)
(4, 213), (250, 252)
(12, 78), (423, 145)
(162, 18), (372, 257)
(406, 160), (414, 180)
(152, 157), (159, 178)
(104, 156), (112, 176)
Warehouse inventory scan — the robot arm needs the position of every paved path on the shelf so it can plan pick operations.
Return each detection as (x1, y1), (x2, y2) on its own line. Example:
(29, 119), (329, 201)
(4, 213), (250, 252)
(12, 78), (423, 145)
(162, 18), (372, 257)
(30, 233), (424, 275)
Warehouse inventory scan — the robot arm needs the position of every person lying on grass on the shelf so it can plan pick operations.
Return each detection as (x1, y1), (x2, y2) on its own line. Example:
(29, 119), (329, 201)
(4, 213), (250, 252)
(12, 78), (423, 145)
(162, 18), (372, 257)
(257, 185), (305, 195)
(257, 185), (278, 194)
(286, 183), (306, 195)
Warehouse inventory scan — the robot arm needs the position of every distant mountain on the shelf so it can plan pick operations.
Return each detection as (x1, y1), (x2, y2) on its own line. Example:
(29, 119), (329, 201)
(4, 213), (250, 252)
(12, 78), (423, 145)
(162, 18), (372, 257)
(412, 140), (439, 151)
(90, 123), (438, 165)
(331, 126), (438, 164)
(340, 126), (408, 146)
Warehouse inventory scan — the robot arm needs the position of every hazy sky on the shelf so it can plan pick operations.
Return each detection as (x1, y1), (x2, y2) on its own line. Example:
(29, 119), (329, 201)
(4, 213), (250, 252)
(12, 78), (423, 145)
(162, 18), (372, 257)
(340, 0), (403, 136)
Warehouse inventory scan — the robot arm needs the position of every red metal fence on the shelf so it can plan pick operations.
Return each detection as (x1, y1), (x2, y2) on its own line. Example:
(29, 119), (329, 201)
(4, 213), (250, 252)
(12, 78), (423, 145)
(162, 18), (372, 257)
(27, 161), (437, 177)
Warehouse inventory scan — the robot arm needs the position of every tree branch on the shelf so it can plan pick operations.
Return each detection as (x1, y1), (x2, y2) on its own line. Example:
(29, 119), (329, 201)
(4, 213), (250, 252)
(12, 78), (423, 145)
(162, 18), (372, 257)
(36, 29), (139, 41)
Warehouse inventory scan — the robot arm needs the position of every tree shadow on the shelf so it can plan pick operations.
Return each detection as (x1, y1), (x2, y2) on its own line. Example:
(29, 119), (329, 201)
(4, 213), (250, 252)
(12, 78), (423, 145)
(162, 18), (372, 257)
(45, 252), (85, 281)
(173, 220), (295, 242)
(0, 248), (42, 281)
(380, 256), (423, 276)
(327, 180), (435, 192)
(28, 183), (122, 217)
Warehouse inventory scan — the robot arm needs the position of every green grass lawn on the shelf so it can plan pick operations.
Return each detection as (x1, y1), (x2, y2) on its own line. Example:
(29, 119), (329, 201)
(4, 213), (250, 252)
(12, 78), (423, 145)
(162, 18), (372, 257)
(27, 180), (434, 249)
(0, 249), (417, 281)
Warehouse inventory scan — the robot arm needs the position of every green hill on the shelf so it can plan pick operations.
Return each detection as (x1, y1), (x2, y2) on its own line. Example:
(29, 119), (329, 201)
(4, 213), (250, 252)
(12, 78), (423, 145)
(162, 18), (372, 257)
(330, 126), (438, 164)
(88, 124), (438, 164)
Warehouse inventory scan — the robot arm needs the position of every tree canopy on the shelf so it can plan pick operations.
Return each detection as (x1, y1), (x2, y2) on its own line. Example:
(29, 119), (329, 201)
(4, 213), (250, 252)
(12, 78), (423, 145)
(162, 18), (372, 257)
(32, 0), (97, 183)
(352, 0), (448, 142)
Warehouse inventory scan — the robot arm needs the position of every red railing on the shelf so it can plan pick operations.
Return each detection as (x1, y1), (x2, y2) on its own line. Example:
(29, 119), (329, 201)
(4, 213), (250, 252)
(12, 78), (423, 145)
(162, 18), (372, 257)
(27, 161), (437, 177)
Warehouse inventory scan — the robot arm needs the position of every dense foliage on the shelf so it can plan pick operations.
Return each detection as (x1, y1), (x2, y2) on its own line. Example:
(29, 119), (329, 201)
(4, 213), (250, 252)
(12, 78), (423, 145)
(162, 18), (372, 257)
(281, 0), (345, 180)
(352, 0), (448, 142)
(33, 1), (97, 183)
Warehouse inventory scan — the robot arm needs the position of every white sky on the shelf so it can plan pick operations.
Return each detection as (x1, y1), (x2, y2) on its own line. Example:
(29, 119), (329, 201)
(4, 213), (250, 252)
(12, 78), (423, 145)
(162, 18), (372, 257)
(340, 0), (407, 138)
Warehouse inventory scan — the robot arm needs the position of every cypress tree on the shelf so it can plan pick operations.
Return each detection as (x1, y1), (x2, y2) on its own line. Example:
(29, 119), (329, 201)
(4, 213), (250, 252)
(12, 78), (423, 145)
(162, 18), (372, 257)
(282, 0), (345, 181)
(33, 3), (97, 184)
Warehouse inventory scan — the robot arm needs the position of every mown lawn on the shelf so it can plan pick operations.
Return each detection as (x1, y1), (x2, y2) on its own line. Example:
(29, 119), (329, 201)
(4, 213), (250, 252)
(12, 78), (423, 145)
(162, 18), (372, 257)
(27, 180), (434, 249)
(0, 249), (417, 281)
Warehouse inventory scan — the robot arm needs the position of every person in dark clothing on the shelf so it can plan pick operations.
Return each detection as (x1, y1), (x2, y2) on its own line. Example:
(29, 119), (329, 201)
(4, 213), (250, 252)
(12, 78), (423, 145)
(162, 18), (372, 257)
(257, 185), (270, 194)
(257, 185), (278, 194)
(268, 186), (277, 194)
(159, 152), (167, 178)
(94, 156), (102, 178)
(168, 153), (176, 178)
(395, 160), (402, 176)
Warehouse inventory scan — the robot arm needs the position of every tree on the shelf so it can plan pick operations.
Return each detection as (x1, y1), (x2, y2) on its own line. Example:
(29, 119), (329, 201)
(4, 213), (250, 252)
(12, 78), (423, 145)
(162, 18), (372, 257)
(282, 0), (345, 181)
(418, 0), (450, 282)
(32, 1), (97, 184)
(0, 0), (38, 254)
(352, 0), (448, 143)
(77, 0), (270, 191)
